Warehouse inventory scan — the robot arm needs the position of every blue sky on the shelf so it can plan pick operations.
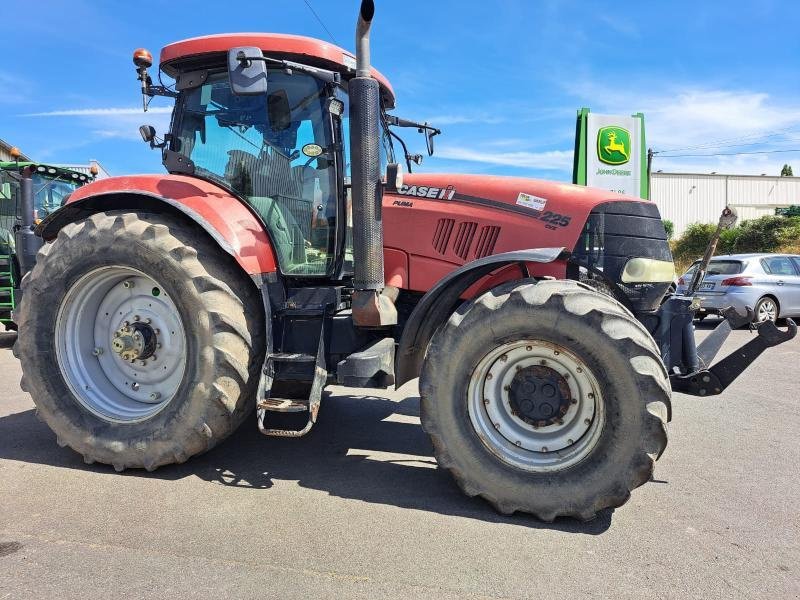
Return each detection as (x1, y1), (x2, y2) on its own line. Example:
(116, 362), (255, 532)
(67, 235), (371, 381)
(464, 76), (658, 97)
(2, 0), (799, 179)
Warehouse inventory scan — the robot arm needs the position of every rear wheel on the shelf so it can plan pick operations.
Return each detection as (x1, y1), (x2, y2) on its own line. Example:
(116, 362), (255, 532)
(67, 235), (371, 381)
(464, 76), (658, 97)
(754, 296), (779, 323)
(420, 280), (670, 520)
(15, 211), (265, 470)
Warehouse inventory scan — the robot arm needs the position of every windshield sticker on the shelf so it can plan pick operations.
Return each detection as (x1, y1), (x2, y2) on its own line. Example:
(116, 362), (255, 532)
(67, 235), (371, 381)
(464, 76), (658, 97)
(397, 184), (456, 200)
(516, 192), (547, 212)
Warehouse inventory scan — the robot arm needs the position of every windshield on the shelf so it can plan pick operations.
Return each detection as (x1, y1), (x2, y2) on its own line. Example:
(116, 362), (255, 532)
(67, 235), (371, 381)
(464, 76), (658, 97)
(684, 260), (743, 277)
(32, 174), (80, 218)
(173, 70), (338, 276)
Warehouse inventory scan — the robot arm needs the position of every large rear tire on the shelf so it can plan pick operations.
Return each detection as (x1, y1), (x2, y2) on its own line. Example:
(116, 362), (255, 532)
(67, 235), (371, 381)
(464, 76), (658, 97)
(420, 279), (670, 520)
(15, 211), (265, 471)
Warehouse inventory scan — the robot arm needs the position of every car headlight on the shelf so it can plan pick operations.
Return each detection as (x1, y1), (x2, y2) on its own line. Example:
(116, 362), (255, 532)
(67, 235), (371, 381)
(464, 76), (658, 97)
(621, 258), (675, 283)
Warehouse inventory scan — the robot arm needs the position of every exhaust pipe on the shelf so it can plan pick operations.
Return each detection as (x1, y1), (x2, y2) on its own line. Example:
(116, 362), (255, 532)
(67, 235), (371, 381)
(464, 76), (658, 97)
(15, 166), (41, 277)
(350, 0), (396, 327)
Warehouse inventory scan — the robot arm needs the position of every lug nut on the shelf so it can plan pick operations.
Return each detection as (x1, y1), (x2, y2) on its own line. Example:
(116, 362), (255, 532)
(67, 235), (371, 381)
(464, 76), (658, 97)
(515, 440), (521, 447)
(123, 280), (134, 289)
(483, 398), (489, 405)
(486, 373), (493, 380)
(584, 418), (591, 425)
(577, 367), (583, 373)
(587, 392), (595, 400)
(134, 315), (141, 322)
(92, 347), (103, 356)
(526, 345), (533, 351)
(150, 392), (161, 401)
(541, 446), (548, 453)
(131, 382), (140, 391)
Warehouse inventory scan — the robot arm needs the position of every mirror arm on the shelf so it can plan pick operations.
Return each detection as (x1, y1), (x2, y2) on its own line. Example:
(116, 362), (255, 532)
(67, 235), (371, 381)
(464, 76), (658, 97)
(235, 52), (340, 85)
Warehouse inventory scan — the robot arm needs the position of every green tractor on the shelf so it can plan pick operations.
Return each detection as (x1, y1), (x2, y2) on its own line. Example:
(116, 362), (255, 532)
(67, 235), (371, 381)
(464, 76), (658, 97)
(0, 159), (93, 331)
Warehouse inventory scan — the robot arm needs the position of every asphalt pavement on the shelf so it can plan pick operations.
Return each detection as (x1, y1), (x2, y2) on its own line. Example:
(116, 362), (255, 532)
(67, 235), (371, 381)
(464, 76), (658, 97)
(1, 321), (798, 599)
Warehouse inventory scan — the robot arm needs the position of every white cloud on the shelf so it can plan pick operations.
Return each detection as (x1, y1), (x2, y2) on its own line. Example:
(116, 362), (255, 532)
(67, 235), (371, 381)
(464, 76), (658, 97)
(436, 145), (573, 171)
(23, 106), (172, 117)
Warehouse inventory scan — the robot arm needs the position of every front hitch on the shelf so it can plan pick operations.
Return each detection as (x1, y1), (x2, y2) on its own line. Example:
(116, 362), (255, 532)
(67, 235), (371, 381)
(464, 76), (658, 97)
(670, 314), (797, 397)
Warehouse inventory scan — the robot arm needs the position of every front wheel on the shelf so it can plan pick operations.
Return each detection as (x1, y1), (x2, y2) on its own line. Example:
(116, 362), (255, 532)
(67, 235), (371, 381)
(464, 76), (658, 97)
(420, 280), (670, 521)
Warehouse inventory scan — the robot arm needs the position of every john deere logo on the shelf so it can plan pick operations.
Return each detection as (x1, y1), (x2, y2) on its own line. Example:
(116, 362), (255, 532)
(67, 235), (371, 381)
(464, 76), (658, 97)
(597, 126), (631, 165)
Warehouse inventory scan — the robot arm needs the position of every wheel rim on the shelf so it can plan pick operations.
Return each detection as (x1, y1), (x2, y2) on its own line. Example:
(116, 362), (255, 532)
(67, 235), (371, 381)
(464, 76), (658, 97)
(55, 266), (187, 423)
(757, 299), (777, 322)
(467, 340), (605, 473)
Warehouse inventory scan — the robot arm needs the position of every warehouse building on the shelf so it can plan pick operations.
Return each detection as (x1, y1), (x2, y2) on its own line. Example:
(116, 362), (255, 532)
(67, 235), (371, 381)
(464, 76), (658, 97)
(651, 172), (800, 235)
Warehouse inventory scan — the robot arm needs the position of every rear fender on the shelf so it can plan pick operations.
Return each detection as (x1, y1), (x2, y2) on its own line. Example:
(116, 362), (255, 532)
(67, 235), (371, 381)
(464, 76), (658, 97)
(39, 187), (278, 276)
(395, 248), (566, 386)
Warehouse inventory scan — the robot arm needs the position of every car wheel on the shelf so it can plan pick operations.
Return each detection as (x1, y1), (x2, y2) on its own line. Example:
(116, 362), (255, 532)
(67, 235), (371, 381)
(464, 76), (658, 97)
(754, 296), (779, 323)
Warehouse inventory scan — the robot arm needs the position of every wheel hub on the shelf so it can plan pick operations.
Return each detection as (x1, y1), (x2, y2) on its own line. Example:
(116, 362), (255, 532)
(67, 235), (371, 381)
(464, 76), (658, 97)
(112, 321), (158, 362)
(55, 267), (186, 423)
(467, 340), (605, 473)
(508, 365), (571, 427)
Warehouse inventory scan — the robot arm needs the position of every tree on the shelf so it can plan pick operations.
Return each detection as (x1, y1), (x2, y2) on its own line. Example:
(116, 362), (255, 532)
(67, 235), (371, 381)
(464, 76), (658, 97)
(781, 164), (794, 177)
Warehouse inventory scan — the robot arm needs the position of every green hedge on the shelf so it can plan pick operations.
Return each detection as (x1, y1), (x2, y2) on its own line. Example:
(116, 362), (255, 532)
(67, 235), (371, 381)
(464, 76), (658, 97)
(671, 214), (800, 271)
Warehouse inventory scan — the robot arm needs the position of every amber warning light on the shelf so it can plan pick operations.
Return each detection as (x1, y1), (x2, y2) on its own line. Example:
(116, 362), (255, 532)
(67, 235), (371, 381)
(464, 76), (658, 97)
(133, 48), (153, 69)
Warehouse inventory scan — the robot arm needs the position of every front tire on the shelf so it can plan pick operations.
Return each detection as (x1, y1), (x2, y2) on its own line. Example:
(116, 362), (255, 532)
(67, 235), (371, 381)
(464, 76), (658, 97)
(15, 211), (265, 471)
(420, 280), (670, 520)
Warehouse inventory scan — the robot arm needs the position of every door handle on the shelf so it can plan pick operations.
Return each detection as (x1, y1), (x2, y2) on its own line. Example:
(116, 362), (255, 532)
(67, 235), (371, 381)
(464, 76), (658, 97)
(776, 280), (785, 286)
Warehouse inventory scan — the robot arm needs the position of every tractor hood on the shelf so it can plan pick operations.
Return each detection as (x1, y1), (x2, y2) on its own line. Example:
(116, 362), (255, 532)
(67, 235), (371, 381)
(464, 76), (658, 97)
(383, 172), (669, 300)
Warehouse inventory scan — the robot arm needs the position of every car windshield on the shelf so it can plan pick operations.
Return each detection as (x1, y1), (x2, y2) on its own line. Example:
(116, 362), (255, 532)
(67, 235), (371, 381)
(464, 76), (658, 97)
(686, 260), (743, 276)
(706, 260), (743, 275)
(173, 70), (338, 276)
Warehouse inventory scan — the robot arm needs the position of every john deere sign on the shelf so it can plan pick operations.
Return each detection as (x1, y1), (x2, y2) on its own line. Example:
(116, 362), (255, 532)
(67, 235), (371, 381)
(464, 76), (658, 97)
(573, 109), (648, 199)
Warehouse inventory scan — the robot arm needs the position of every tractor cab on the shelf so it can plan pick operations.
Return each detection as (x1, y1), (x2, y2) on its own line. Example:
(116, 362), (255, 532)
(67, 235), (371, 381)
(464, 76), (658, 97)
(135, 34), (406, 280)
(0, 160), (92, 329)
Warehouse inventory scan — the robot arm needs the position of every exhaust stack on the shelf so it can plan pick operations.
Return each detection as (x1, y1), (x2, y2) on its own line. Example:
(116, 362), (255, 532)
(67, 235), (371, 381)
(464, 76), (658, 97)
(349, 0), (397, 327)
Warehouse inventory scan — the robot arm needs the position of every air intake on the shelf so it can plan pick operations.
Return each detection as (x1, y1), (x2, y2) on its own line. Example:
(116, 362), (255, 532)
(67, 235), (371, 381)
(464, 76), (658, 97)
(432, 218), (455, 255)
(453, 221), (477, 260)
(474, 225), (500, 258)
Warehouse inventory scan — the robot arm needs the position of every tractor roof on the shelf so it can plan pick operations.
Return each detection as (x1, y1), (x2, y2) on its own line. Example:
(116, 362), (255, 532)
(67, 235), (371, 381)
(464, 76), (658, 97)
(0, 162), (91, 184)
(160, 33), (395, 108)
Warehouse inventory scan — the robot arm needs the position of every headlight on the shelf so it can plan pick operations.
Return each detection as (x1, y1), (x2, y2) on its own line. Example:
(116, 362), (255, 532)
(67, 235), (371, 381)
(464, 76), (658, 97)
(621, 258), (675, 283)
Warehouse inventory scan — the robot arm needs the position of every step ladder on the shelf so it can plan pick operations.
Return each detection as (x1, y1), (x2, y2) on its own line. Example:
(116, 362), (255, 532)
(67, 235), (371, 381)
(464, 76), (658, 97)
(257, 320), (328, 438)
(0, 254), (15, 326)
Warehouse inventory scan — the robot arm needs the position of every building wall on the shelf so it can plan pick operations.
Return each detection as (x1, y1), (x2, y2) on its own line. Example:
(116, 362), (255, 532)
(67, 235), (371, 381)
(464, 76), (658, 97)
(652, 173), (800, 235)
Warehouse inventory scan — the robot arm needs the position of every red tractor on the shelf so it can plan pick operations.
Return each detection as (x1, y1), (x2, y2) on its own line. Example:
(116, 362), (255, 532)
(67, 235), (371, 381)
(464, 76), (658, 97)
(15, 1), (794, 520)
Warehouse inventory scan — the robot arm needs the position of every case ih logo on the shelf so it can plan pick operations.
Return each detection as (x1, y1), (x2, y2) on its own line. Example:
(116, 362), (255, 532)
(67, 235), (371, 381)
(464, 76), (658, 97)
(597, 126), (631, 165)
(397, 184), (456, 200)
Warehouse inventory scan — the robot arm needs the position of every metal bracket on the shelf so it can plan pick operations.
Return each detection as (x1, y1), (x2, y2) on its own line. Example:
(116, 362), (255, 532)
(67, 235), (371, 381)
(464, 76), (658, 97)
(671, 317), (796, 396)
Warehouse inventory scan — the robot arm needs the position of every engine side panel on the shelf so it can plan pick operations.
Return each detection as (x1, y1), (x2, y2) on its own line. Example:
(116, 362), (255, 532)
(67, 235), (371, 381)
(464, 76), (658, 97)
(57, 175), (278, 275)
(383, 173), (642, 292)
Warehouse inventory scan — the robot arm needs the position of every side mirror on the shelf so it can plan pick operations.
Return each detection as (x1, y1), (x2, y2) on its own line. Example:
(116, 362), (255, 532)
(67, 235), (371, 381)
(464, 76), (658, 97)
(228, 46), (268, 95)
(424, 126), (439, 156)
(139, 125), (156, 144)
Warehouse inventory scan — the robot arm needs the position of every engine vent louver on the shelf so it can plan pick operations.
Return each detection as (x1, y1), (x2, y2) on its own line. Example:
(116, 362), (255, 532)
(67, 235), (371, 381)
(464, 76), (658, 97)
(474, 225), (501, 258)
(453, 221), (478, 260)
(432, 218), (455, 255)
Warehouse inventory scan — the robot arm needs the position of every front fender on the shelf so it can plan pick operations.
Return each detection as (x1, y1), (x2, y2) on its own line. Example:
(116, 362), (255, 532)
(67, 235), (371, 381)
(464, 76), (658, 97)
(395, 247), (566, 386)
(39, 175), (277, 275)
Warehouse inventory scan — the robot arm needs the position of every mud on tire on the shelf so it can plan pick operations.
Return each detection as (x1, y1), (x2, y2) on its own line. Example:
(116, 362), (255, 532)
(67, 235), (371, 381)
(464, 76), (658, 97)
(14, 211), (265, 471)
(420, 279), (670, 521)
